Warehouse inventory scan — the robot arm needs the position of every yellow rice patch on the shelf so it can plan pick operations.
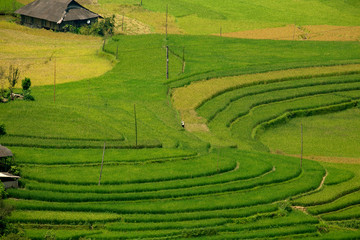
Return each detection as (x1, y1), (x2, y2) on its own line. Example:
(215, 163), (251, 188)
(274, 151), (360, 164)
(172, 64), (360, 111)
(0, 21), (113, 87)
(220, 25), (360, 42)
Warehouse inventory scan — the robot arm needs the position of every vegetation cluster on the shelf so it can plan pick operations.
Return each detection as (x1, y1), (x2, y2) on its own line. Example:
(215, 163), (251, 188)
(62, 15), (116, 37)
(0, 65), (34, 103)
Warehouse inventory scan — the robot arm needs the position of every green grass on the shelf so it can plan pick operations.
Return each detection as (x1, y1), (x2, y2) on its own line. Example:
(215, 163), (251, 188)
(321, 205), (360, 221)
(0, 0), (22, 14)
(292, 163), (360, 207)
(324, 167), (354, 186)
(1, 26), (360, 239)
(18, 152), (236, 185)
(197, 73), (360, 121)
(1, 35), (359, 150)
(307, 191), (360, 215)
(9, 210), (121, 224)
(260, 108), (360, 158)
(12, 147), (196, 165)
(98, 0), (360, 34)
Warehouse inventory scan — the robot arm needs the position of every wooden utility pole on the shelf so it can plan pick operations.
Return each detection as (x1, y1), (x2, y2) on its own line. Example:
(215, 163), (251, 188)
(165, 4), (168, 39)
(166, 46), (169, 79)
(182, 46), (185, 73)
(102, 38), (106, 51)
(134, 104), (138, 147)
(53, 57), (56, 103)
(98, 142), (106, 185)
(220, 26), (222, 37)
(300, 124), (303, 168)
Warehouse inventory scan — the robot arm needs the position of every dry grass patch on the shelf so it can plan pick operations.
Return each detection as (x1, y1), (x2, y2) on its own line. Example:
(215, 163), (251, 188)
(305, 156), (360, 164)
(272, 152), (360, 165)
(86, 4), (182, 35)
(0, 21), (113, 86)
(221, 25), (360, 42)
(185, 123), (209, 132)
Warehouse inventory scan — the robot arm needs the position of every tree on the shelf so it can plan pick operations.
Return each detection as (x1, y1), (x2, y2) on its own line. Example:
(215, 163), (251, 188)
(7, 65), (20, 100)
(21, 77), (34, 101)
(21, 77), (31, 91)
(0, 124), (5, 136)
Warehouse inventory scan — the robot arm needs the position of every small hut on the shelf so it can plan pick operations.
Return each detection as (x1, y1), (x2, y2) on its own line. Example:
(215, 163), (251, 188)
(0, 145), (13, 172)
(15, 0), (102, 31)
(0, 172), (20, 189)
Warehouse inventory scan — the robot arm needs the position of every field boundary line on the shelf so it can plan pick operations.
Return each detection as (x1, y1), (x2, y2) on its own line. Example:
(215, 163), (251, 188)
(19, 153), (199, 166)
(6, 134), (125, 142)
(205, 74), (360, 122)
(167, 63), (360, 88)
(198, 70), (360, 113)
(228, 89), (360, 129)
(252, 100), (360, 140)
(24, 165), (275, 195)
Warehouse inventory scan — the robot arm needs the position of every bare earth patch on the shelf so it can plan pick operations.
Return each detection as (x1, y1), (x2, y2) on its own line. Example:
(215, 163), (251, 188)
(221, 25), (360, 42)
(292, 206), (309, 214)
(185, 123), (209, 132)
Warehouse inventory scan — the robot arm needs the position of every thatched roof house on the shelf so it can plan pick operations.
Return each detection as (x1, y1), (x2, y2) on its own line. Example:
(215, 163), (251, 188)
(0, 172), (20, 189)
(15, 0), (102, 31)
(0, 145), (13, 158)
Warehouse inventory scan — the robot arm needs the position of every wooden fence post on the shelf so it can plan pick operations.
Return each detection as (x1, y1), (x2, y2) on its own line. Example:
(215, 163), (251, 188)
(53, 57), (56, 103)
(300, 124), (303, 168)
(166, 46), (169, 79)
(134, 104), (138, 147)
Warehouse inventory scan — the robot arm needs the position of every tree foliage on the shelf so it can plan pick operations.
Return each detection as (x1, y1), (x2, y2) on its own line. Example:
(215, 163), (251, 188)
(21, 77), (34, 101)
(62, 15), (116, 37)
(21, 77), (31, 91)
(7, 65), (20, 100)
(0, 124), (5, 136)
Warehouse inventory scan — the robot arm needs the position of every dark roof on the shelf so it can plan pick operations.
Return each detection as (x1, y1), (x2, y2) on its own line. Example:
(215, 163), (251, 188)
(15, 0), (101, 24)
(0, 145), (13, 158)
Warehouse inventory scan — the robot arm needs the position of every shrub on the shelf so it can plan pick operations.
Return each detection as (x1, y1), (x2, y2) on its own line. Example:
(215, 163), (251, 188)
(23, 92), (34, 101)
(61, 16), (115, 37)
(0, 183), (6, 199)
(7, 65), (20, 100)
(0, 124), (6, 136)
(21, 77), (34, 101)
(21, 78), (31, 91)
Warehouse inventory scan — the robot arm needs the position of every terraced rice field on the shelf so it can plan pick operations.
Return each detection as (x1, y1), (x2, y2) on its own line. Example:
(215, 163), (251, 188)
(1, 31), (360, 238)
(6, 147), (360, 239)
(173, 65), (360, 150)
(7, 148), (326, 239)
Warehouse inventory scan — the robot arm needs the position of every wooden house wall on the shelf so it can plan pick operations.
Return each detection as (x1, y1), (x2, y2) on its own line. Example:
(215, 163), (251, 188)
(20, 15), (98, 31)
(2, 179), (19, 188)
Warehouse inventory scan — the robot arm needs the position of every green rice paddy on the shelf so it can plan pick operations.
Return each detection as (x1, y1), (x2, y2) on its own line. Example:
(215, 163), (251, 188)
(1, 0), (360, 239)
